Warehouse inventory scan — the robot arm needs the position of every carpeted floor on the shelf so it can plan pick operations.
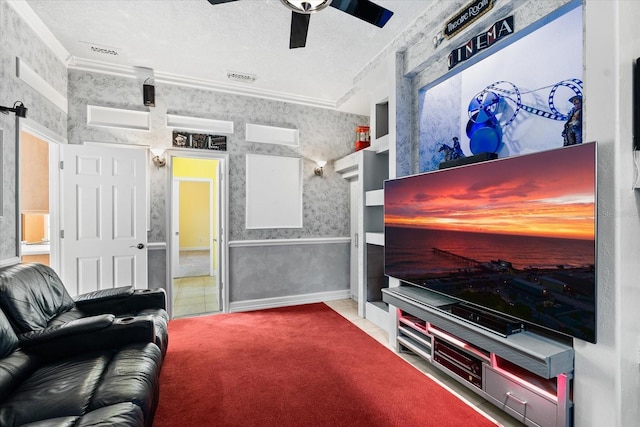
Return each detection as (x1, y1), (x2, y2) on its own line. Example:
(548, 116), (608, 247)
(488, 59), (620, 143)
(153, 303), (498, 427)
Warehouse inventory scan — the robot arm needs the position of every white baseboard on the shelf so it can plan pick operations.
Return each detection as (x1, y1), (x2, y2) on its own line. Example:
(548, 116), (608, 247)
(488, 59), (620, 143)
(230, 289), (350, 313)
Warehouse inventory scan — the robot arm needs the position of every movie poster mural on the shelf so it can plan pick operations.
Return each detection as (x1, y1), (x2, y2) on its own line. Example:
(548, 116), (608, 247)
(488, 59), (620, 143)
(419, 5), (583, 172)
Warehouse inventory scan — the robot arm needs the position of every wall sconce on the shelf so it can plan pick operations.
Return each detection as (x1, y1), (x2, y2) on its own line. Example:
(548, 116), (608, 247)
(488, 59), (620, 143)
(432, 31), (444, 48)
(150, 148), (166, 167)
(314, 160), (327, 177)
(143, 78), (155, 107)
(0, 101), (27, 118)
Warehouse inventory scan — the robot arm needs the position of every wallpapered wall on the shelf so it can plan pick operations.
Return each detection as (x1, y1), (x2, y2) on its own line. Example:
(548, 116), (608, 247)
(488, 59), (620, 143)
(68, 70), (366, 244)
(68, 70), (365, 301)
(0, 1), (67, 263)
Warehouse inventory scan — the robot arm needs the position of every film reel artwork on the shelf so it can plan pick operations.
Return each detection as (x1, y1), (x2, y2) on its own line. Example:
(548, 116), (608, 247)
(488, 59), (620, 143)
(465, 79), (583, 155)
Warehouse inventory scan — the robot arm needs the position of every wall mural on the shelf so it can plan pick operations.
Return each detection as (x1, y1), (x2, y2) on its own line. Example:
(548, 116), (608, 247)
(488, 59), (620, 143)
(419, 6), (583, 172)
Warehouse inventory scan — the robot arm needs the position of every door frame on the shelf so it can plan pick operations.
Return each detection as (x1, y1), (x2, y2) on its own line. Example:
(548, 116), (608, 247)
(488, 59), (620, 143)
(18, 118), (65, 274)
(166, 149), (229, 314)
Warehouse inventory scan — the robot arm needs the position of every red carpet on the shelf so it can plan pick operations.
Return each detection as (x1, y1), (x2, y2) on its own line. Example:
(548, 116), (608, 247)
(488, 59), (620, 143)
(153, 303), (498, 427)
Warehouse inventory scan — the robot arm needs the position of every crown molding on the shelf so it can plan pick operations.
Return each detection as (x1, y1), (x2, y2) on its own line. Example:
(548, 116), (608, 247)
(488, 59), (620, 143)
(7, 0), (71, 65)
(68, 56), (338, 111)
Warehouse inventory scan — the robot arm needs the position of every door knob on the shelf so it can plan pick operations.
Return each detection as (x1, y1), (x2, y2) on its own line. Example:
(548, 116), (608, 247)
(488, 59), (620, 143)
(130, 243), (145, 249)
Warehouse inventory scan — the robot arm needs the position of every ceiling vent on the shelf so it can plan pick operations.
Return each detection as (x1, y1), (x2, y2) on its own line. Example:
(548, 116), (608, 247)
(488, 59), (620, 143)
(227, 71), (257, 84)
(80, 41), (121, 57)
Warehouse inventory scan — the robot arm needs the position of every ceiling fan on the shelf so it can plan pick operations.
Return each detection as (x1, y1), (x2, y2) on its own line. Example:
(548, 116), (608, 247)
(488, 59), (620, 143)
(206, 0), (394, 49)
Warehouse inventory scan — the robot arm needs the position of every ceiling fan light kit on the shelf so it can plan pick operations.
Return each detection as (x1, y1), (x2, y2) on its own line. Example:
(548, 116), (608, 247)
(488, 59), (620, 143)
(207, 0), (394, 49)
(280, 0), (332, 14)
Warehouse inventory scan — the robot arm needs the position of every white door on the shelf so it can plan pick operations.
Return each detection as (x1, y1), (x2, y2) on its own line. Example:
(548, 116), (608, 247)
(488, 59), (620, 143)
(61, 144), (148, 296)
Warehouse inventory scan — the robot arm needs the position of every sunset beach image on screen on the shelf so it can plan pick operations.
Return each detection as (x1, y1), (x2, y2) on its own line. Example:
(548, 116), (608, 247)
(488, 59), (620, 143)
(383, 143), (596, 342)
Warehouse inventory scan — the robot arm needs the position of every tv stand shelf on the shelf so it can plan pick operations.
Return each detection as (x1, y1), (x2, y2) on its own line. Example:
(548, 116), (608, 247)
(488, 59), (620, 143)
(382, 285), (574, 427)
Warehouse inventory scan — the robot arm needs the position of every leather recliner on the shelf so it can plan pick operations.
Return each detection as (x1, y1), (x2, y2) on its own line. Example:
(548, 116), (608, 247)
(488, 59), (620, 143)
(0, 262), (169, 427)
(0, 292), (163, 426)
(0, 263), (169, 359)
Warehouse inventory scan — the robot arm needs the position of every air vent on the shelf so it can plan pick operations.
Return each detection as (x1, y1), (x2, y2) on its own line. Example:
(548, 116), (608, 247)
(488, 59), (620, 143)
(91, 46), (119, 56)
(227, 71), (257, 84)
(80, 41), (121, 57)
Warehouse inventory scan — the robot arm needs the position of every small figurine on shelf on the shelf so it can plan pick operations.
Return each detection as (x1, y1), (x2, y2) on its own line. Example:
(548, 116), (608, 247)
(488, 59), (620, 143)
(355, 125), (370, 151)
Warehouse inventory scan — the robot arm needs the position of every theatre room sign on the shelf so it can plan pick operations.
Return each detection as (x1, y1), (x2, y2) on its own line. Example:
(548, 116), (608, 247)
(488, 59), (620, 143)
(444, 0), (494, 38)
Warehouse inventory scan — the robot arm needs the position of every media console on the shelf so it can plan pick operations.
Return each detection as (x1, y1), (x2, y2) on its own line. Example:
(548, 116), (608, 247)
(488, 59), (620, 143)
(382, 285), (574, 427)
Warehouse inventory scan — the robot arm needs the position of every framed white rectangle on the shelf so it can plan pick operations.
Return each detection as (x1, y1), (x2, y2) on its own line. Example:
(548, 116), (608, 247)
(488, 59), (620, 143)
(246, 154), (302, 229)
(166, 114), (234, 134)
(245, 123), (299, 147)
(87, 105), (150, 131)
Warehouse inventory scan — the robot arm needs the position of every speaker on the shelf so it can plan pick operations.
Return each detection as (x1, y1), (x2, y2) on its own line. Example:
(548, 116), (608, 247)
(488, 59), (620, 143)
(143, 83), (155, 107)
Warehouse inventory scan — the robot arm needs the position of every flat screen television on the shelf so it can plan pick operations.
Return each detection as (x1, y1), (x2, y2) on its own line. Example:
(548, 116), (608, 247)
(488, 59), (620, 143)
(384, 142), (596, 343)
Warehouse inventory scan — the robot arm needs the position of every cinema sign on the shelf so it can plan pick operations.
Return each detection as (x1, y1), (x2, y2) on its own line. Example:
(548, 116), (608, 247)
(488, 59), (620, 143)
(448, 16), (514, 69)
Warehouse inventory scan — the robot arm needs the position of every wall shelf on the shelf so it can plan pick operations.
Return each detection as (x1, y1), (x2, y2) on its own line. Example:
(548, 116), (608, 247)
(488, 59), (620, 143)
(374, 134), (389, 153)
(365, 189), (384, 206)
(365, 232), (384, 246)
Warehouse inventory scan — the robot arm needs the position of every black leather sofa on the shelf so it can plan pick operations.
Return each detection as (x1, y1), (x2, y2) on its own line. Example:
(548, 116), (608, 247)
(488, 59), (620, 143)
(0, 263), (169, 427)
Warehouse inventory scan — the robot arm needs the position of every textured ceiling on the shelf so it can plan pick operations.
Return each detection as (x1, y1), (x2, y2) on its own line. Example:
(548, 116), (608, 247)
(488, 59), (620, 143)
(25, 0), (435, 113)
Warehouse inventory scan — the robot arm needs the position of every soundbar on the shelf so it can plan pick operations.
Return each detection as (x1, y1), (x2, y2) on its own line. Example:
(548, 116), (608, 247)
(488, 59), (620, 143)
(438, 152), (498, 169)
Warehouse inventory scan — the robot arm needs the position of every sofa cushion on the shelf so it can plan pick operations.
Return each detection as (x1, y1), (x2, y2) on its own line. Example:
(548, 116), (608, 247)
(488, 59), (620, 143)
(0, 309), (18, 359)
(0, 263), (74, 333)
(0, 352), (110, 426)
(19, 416), (78, 427)
(19, 403), (145, 427)
(88, 343), (161, 421)
(0, 350), (38, 403)
(0, 309), (39, 403)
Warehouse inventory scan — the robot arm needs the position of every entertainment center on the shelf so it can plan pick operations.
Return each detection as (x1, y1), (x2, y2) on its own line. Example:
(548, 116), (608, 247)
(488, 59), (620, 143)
(382, 285), (573, 427)
(381, 142), (595, 426)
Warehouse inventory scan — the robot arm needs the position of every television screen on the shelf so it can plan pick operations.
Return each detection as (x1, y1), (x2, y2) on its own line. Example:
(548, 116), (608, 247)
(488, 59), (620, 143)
(384, 143), (596, 343)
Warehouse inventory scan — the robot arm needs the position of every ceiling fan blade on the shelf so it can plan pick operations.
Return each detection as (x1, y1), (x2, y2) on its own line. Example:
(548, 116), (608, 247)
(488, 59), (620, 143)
(329, 0), (394, 28)
(290, 12), (310, 49)
(206, 0), (239, 5)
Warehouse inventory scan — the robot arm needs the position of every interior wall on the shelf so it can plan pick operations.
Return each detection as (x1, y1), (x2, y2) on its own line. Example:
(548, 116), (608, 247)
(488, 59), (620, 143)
(173, 157), (218, 251)
(178, 181), (210, 250)
(0, 1), (67, 264)
(579, 2), (640, 425)
(20, 132), (49, 213)
(67, 69), (364, 301)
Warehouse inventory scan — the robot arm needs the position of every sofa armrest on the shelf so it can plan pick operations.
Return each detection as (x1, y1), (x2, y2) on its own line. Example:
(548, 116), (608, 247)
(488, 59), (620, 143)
(21, 315), (156, 361)
(74, 286), (135, 305)
(19, 314), (115, 345)
(76, 288), (167, 315)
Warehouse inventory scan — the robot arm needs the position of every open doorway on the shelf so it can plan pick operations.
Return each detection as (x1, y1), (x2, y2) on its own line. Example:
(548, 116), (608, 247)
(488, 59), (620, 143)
(19, 122), (61, 274)
(169, 155), (226, 317)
